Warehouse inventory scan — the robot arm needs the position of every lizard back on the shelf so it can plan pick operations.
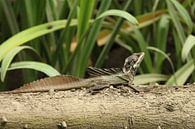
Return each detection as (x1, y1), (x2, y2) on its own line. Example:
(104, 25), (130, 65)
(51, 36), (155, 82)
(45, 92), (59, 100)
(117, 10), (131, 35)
(1, 52), (145, 94)
(3, 72), (128, 94)
(3, 75), (81, 93)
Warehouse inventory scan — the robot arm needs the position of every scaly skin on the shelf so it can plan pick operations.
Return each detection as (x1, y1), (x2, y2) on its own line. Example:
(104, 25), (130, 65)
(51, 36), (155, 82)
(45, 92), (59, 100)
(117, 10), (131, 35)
(1, 52), (144, 94)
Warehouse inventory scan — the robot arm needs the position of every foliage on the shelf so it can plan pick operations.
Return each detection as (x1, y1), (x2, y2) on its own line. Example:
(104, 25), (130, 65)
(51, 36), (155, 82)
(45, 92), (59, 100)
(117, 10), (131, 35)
(0, 0), (194, 90)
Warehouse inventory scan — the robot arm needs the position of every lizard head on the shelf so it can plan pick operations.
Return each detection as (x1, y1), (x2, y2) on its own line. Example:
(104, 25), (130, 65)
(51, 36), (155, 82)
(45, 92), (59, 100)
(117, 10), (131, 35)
(122, 52), (144, 74)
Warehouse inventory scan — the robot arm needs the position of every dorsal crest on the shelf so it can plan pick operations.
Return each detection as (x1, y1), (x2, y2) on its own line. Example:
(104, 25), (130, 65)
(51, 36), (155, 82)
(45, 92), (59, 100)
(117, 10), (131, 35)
(87, 67), (122, 78)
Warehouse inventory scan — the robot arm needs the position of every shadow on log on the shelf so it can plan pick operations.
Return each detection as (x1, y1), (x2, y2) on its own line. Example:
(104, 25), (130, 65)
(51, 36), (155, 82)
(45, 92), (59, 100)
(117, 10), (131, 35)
(0, 85), (195, 129)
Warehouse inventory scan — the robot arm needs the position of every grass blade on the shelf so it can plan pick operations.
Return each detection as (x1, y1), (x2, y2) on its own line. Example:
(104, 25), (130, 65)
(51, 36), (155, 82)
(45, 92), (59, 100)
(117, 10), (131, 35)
(74, 0), (95, 76)
(131, 29), (153, 72)
(75, 0), (112, 76)
(95, 0), (135, 67)
(6, 61), (60, 77)
(155, 15), (170, 72)
(166, 0), (186, 43)
(56, 0), (78, 71)
(77, 0), (95, 39)
(97, 10), (166, 47)
(23, 0), (34, 26)
(148, 46), (175, 74)
(96, 9), (138, 25)
(0, 20), (79, 62)
(1, 46), (38, 82)
(169, 0), (193, 33)
(166, 59), (195, 85)
(181, 35), (195, 61)
(134, 74), (168, 85)
(0, 0), (19, 34)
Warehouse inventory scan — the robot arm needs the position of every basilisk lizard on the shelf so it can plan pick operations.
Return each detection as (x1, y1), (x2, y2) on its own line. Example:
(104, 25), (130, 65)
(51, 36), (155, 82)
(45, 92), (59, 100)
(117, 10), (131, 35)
(1, 52), (144, 94)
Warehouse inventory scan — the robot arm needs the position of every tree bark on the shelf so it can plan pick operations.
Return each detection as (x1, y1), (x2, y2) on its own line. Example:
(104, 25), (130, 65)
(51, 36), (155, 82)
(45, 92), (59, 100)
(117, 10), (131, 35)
(0, 85), (195, 129)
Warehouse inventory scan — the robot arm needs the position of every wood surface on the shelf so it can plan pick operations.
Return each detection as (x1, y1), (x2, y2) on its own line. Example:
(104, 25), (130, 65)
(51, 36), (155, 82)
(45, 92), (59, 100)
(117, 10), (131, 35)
(0, 84), (194, 129)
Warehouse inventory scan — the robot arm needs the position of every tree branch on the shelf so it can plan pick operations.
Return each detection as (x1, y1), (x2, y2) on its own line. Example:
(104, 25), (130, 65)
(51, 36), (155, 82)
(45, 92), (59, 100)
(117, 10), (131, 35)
(0, 85), (194, 129)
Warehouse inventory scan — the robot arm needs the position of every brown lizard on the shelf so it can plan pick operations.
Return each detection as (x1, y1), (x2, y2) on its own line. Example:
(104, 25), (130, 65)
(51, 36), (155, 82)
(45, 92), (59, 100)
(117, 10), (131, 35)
(0, 52), (144, 94)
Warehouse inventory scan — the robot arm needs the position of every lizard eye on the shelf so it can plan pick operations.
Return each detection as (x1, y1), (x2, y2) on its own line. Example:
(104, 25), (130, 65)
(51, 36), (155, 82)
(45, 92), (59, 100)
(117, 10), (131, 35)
(126, 62), (131, 66)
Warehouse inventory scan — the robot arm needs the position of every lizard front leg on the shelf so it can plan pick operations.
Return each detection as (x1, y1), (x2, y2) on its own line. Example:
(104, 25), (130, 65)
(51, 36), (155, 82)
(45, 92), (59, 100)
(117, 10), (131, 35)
(126, 76), (140, 93)
(127, 83), (140, 93)
(87, 81), (111, 94)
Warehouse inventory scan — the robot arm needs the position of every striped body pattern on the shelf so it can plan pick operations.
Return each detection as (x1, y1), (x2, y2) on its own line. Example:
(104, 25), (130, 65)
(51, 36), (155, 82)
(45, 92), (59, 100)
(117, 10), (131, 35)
(1, 52), (144, 93)
(4, 73), (128, 93)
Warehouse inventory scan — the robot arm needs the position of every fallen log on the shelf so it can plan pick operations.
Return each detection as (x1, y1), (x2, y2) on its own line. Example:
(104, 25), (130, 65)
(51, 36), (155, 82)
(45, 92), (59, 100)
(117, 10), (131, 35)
(0, 85), (195, 129)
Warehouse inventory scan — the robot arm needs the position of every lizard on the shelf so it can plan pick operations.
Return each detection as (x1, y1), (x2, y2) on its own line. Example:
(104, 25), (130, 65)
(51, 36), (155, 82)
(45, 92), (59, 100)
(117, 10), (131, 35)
(0, 52), (144, 94)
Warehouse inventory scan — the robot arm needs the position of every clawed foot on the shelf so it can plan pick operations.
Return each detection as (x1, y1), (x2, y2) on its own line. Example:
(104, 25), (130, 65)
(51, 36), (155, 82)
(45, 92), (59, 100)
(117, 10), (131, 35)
(125, 83), (140, 93)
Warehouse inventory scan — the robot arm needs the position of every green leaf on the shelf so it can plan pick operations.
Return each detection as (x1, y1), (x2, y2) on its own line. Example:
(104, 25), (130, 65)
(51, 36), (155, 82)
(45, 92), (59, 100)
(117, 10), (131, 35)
(0, 19), (80, 62)
(166, 59), (195, 85)
(1, 46), (38, 82)
(181, 35), (195, 61)
(166, 0), (186, 43)
(95, 1), (135, 68)
(74, 0), (95, 76)
(169, 0), (193, 32)
(77, 0), (95, 39)
(131, 29), (153, 72)
(3, 61), (61, 77)
(96, 9), (138, 25)
(74, 0), (111, 76)
(148, 46), (175, 74)
(24, 0), (34, 26)
(155, 15), (170, 72)
(47, 0), (58, 20)
(115, 38), (133, 52)
(134, 74), (168, 85)
(0, 0), (19, 34)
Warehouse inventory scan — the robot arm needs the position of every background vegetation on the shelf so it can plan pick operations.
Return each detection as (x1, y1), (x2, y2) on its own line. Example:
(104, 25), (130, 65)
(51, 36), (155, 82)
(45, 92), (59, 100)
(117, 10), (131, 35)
(0, 0), (194, 91)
